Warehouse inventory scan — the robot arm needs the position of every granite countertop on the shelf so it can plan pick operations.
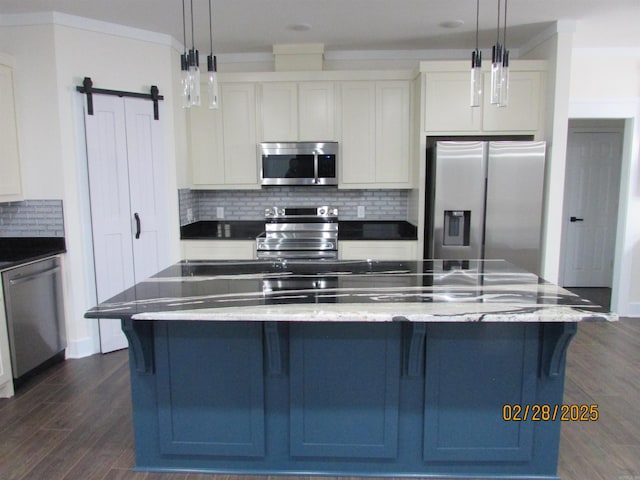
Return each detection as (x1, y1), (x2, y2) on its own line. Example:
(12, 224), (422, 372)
(85, 259), (615, 323)
(0, 237), (67, 271)
(180, 220), (417, 241)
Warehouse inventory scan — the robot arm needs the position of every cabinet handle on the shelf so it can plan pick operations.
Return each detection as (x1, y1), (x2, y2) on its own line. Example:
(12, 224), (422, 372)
(134, 213), (141, 239)
(570, 216), (584, 223)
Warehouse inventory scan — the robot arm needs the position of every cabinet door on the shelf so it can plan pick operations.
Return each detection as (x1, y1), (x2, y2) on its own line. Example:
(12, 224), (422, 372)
(156, 321), (265, 457)
(482, 71), (543, 132)
(260, 82), (298, 141)
(339, 82), (376, 185)
(423, 323), (537, 462)
(375, 81), (410, 184)
(0, 62), (23, 201)
(221, 83), (259, 186)
(290, 322), (401, 459)
(424, 72), (482, 133)
(298, 82), (335, 141)
(190, 105), (224, 186)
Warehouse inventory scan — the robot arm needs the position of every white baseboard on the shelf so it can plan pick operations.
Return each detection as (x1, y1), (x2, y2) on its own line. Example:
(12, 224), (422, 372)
(66, 336), (100, 359)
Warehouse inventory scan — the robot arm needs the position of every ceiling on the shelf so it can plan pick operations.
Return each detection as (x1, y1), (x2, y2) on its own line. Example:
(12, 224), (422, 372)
(1, 0), (639, 56)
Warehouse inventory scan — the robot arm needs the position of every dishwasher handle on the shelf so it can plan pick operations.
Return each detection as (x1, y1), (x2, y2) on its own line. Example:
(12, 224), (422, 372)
(9, 265), (62, 286)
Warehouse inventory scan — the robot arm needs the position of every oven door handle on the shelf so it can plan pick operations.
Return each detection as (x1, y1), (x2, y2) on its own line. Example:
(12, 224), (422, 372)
(313, 151), (319, 184)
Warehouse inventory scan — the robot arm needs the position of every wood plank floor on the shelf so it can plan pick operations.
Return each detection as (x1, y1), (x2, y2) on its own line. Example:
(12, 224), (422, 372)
(1, 316), (638, 479)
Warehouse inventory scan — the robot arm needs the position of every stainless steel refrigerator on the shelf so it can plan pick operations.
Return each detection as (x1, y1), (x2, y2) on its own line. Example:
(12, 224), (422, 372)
(425, 141), (546, 274)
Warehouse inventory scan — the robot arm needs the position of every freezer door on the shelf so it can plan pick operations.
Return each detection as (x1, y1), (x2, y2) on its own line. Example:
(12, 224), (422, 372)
(433, 141), (486, 260)
(485, 141), (546, 274)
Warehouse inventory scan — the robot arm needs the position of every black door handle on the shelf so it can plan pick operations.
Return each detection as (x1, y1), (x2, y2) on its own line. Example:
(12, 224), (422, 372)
(134, 213), (141, 239)
(570, 216), (584, 222)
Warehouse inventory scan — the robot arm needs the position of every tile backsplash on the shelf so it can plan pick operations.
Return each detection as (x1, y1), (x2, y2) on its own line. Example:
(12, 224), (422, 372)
(0, 200), (65, 237)
(179, 187), (410, 225)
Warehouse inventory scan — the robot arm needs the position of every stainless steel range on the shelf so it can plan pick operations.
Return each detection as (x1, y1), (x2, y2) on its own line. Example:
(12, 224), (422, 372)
(256, 206), (338, 260)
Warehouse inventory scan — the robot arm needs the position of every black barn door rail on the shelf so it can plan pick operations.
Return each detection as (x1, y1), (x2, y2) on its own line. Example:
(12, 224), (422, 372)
(76, 77), (164, 120)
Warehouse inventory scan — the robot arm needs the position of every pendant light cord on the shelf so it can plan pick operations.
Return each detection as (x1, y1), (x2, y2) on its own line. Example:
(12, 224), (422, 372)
(496, 0), (501, 46)
(181, 0), (187, 51)
(475, 0), (480, 50)
(209, 0), (213, 54)
(503, 0), (508, 48)
(190, 0), (195, 49)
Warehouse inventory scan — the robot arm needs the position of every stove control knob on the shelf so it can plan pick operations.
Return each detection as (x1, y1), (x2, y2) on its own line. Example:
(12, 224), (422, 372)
(318, 207), (326, 216)
(278, 208), (285, 216)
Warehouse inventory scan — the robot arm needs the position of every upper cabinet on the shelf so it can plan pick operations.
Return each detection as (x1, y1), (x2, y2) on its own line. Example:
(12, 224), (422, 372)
(422, 61), (546, 136)
(0, 54), (23, 202)
(190, 83), (259, 189)
(339, 80), (412, 188)
(259, 81), (336, 142)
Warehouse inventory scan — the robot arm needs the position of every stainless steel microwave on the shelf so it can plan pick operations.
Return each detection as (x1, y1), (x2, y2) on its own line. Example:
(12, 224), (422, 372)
(259, 142), (338, 186)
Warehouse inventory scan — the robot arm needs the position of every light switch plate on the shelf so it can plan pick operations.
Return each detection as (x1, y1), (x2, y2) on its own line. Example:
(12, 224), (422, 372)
(357, 206), (365, 218)
(217, 207), (224, 219)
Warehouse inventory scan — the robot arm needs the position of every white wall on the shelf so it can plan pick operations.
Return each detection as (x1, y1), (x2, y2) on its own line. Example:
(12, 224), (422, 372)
(1, 17), (185, 357)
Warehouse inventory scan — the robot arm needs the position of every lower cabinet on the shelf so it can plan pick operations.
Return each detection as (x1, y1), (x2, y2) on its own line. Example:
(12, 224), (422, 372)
(155, 322), (266, 457)
(339, 240), (417, 260)
(181, 240), (256, 260)
(289, 322), (400, 459)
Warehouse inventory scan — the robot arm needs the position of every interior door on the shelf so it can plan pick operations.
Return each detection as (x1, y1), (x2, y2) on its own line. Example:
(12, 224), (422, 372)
(562, 127), (622, 287)
(85, 96), (171, 353)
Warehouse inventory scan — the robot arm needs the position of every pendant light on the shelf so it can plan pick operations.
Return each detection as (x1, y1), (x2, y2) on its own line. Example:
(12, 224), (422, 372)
(498, 0), (510, 107)
(469, 0), (482, 107)
(490, 0), (503, 105)
(206, 0), (219, 109)
(180, 0), (190, 108)
(187, 0), (201, 106)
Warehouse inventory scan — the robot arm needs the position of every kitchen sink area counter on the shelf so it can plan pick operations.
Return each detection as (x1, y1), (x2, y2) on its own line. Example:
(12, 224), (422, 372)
(86, 259), (613, 479)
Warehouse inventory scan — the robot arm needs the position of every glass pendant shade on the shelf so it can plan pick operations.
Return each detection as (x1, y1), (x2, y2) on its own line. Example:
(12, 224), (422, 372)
(470, 50), (482, 107)
(180, 53), (190, 108)
(188, 48), (201, 107)
(490, 44), (503, 105)
(498, 49), (509, 107)
(207, 55), (219, 109)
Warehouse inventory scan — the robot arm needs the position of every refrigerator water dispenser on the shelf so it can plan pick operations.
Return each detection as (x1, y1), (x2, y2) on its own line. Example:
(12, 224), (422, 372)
(443, 210), (470, 246)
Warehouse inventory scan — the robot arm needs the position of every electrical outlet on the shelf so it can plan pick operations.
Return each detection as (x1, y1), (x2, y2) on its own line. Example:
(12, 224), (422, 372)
(186, 208), (194, 223)
(357, 206), (365, 218)
(216, 207), (224, 219)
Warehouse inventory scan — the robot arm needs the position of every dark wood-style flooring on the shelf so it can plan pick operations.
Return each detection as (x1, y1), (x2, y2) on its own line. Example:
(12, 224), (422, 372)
(1, 296), (638, 479)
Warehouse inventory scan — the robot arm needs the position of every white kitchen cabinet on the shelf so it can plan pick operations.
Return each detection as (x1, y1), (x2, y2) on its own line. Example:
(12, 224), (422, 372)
(182, 240), (256, 260)
(482, 71), (543, 132)
(422, 62), (544, 135)
(423, 71), (482, 132)
(339, 241), (418, 260)
(190, 83), (259, 189)
(339, 80), (412, 188)
(259, 81), (335, 142)
(0, 54), (23, 202)
(0, 276), (15, 398)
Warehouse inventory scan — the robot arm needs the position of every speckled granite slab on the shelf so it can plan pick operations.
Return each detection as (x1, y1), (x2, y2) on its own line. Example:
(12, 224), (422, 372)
(85, 259), (616, 322)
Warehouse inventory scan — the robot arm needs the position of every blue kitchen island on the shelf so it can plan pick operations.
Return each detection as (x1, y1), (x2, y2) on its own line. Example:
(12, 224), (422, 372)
(85, 259), (614, 479)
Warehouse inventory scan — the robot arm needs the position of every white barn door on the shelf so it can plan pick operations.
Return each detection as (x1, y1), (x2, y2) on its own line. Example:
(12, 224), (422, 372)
(85, 95), (170, 353)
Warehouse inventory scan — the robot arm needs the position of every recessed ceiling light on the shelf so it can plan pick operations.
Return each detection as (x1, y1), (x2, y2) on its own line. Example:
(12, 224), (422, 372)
(288, 23), (312, 32)
(440, 19), (465, 29)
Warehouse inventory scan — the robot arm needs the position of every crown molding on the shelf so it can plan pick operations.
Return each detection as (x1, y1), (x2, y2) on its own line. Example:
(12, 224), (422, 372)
(0, 11), (178, 49)
(519, 19), (577, 57)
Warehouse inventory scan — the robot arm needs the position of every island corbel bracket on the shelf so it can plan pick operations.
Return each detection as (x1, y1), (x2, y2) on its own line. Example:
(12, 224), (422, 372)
(541, 322), (578, 378)
(121, 319), (155, 374)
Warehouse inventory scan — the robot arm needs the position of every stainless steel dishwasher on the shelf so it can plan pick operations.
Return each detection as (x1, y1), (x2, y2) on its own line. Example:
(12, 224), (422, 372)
(2, 256), (66, 379)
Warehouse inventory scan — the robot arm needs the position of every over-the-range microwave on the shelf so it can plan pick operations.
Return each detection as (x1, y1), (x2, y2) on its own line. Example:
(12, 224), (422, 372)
(259, 142), (338, 186)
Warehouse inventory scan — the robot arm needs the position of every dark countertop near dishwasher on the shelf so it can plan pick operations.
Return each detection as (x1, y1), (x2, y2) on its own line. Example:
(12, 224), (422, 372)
(0, 237), (67, 271)
(180, 220), (418, 241)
